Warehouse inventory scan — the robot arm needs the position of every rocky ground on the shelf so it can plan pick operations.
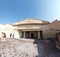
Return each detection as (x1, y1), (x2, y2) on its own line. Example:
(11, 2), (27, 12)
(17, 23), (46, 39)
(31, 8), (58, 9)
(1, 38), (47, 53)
(0, 38), (60, 57)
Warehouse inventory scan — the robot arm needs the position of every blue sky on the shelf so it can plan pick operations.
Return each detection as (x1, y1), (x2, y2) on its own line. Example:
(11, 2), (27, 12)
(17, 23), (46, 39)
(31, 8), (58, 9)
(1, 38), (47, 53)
(0, 0), (60, 24)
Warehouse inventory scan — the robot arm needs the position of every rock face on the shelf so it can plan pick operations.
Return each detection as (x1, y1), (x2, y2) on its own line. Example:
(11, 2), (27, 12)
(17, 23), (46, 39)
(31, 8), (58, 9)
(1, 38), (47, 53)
(0, 38), (38, 57)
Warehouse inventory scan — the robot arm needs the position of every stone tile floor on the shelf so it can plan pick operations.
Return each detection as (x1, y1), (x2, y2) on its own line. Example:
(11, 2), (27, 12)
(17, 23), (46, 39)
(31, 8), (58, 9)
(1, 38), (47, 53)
(0, 38), (38, 57)
(0, 38), (60, 57)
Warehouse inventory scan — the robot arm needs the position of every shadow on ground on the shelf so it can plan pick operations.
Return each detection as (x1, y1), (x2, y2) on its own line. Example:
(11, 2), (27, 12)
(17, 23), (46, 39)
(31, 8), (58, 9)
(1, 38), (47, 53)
(34, 38), (60, 57)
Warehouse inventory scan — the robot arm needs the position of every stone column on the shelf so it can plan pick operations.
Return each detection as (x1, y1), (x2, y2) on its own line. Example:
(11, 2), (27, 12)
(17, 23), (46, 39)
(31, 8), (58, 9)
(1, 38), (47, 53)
(38, 31), (40, 39)
(24, 31), (25, 38)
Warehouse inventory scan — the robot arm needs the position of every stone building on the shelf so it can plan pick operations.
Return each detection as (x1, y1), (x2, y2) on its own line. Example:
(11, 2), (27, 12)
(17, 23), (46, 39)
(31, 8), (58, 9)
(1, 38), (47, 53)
(0, 18), (58, 39)
(50, 19), (60, 37)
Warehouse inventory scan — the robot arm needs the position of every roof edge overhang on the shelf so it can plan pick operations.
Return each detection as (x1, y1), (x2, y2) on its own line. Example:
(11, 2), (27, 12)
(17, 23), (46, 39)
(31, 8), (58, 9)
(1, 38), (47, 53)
(12, 23), (50, 26)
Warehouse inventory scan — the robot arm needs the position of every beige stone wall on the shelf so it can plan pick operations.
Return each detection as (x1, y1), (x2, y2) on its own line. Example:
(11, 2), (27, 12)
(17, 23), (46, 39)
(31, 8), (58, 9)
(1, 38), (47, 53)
(50, 20), (60, 30)
(0, 24), (20, 39)
(43, 30), (56, 38)
(49, 20), (60, 38)
(0, 29), (20, 39)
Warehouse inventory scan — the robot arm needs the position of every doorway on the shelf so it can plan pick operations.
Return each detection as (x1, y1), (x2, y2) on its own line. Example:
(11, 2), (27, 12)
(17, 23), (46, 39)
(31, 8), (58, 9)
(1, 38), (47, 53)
(40, 30), (43, 39)
(31, 33), (34, 38)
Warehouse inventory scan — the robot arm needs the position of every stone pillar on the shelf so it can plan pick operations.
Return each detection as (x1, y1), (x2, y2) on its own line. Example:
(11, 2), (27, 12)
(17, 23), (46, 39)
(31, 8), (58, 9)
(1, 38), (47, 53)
(38, 31), (40, 39)
(24, 31), (25, 38)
